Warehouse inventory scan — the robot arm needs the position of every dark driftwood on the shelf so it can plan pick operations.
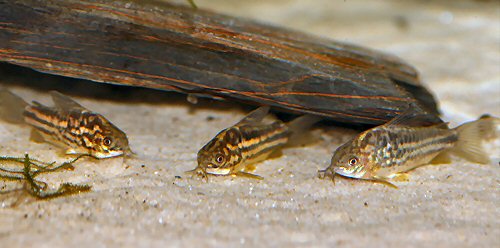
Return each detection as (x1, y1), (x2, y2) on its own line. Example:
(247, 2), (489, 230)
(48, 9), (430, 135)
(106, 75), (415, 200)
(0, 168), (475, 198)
(0, 0), (441, 125)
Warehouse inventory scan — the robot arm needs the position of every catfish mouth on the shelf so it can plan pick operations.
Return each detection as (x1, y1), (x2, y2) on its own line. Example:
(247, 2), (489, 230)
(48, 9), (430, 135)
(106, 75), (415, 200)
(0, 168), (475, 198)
(92, 150), (124, 159)
(193, 159), (231, 177)
(185, 164), (231, 180)
(205, 167), (231, 176)
(333, 166), (366, 179)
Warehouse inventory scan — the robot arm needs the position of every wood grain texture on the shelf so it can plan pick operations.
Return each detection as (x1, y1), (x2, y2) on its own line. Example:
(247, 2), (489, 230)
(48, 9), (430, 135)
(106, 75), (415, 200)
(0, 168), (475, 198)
(0, 0), (441, 125)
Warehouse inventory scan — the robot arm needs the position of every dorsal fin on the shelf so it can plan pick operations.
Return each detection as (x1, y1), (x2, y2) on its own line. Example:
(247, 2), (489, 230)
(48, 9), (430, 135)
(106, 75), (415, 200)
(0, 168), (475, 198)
(432, 122), (450, 129)
(31, 101), (48, 108)
(50, 91), (86, 112)
(384, 103), (443, 127)
(236, 106), (270, 125)
(384, 109), (418, 127)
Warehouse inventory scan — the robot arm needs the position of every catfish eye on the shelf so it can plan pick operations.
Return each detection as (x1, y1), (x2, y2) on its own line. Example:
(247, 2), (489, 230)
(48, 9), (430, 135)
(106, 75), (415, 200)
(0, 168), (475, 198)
(103, 137), (112, 146)
(215, 154), (225, 164)
(348, 157), (358, 166)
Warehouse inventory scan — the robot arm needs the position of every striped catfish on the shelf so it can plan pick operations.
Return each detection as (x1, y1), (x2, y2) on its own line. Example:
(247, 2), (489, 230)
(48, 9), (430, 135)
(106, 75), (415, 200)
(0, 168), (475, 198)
(319, 112), (496, 188)
(0, 89), (130, 159)
(190, 106), (319, 180)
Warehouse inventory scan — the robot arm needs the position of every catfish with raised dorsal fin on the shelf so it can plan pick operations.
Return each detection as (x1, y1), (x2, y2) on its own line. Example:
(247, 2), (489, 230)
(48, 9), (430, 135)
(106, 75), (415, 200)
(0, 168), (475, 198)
(189, 106), (321, 180)
(319, 112), (497, 188)
(0, 89), (131, 159)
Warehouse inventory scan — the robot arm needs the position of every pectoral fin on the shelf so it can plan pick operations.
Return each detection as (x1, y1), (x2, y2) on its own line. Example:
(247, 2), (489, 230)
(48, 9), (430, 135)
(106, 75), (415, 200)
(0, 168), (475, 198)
(391, 173), (410, 182)
(29, 129), (46, 143)
(243, 163), (257, 172)
(372, 176), (398, 189)
(233, 171), (264, 180)
(65, 147), (91, 157)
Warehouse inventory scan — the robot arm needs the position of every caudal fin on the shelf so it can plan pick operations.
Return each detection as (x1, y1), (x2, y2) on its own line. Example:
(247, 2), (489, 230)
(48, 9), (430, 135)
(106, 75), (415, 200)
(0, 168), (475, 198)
(452, 115), (497, 164)
(0, 89), (28, 124)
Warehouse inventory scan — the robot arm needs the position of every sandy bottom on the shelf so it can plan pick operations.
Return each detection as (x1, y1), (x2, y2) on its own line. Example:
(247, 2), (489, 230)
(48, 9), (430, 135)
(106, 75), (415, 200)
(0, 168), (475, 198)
(0, 0), (499, 247)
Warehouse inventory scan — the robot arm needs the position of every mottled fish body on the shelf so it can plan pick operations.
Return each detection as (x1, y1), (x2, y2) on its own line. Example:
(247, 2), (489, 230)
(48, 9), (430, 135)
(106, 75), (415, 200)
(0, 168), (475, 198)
(193, 106), (319, 179)
(0, 90), (130, 159)
(359, 125), (457, 179)
(321, 112), (495, 187)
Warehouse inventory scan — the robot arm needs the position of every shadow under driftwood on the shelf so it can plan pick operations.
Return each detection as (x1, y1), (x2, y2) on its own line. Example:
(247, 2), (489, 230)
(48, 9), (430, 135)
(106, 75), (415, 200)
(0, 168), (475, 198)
(0, 62), (249, 112)
(0, 63), (370, 129)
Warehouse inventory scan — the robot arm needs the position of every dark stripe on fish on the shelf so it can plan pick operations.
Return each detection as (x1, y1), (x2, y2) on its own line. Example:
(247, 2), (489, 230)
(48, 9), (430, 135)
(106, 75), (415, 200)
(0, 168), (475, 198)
(238, 123), (289, 160)
(23, 105), (107, 151)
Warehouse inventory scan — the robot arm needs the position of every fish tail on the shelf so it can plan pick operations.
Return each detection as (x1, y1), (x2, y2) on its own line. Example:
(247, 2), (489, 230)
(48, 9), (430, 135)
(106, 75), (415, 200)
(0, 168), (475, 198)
(452, 115), (497, 164)
(0, 89), (28, 124)
(286, 114), (322, 146)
